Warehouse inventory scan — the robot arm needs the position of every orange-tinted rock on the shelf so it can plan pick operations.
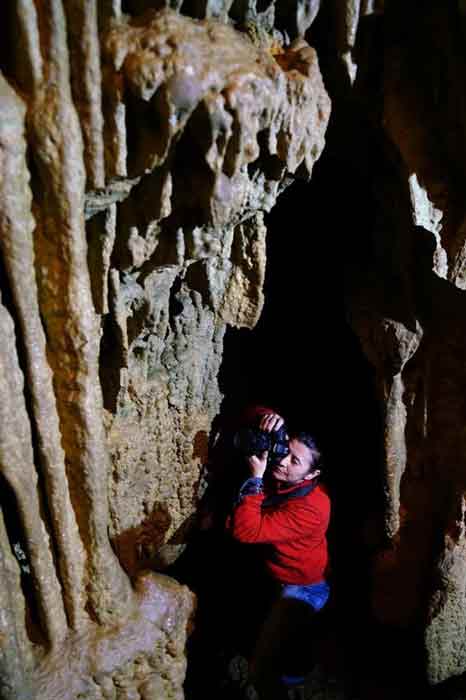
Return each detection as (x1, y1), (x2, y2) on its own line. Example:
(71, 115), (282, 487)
(0, 2), (330, 697)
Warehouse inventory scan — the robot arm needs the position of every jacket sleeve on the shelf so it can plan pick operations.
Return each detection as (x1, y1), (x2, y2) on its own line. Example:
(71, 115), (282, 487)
(229, 492), (325, 545)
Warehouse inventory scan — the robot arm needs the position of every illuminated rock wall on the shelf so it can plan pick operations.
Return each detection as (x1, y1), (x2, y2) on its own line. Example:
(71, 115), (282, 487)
(6, 0), (466, 694)
(0, 1), (329, 697)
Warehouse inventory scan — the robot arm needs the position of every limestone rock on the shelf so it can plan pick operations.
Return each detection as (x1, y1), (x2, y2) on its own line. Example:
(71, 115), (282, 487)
(343, 0), (466, 685)
(0, 1), (330, 696)
(102, 9), (330, 223)
(33, 572), (195, 700)
(95, 9), (329, 561)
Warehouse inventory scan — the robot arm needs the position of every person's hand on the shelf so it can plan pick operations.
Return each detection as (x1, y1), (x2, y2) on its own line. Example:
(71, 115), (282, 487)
(247, 452), (268, 479)
(259, 412), (284, 433)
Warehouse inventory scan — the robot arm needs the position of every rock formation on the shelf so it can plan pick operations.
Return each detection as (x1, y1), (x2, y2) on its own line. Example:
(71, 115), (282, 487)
(0, 1), (329, 697)
(3, 0), (466, 696)
(330, 0), (466, 687)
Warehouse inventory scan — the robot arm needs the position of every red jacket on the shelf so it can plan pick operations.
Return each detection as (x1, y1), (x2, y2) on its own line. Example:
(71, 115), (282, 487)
(229, 481), (330, 585)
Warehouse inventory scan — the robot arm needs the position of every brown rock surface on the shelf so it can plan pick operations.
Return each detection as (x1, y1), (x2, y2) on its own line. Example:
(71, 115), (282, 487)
(0, 72), (87, 634)
(34, 572), (195, 700)
(3, 0), (466, 694)
(335, 0), (466, 686)
(0, 1), (330, 697)
(0, 510), (35, 700)
(96, 8), (329, 563)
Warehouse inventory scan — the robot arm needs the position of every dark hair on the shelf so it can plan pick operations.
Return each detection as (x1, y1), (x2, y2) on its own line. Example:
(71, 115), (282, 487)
(289, 432), (322, 473)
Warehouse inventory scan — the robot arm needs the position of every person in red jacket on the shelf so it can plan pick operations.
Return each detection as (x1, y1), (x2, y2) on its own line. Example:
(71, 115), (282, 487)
(228, 412), (331, 698)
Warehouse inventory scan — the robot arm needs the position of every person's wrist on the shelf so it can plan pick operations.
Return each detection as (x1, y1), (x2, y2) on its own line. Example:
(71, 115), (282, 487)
(238, 476), (263, 500)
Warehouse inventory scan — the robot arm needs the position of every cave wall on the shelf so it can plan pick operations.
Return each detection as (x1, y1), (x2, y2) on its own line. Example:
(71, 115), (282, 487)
(324, 0), (466, 686)
(0, 1), (329, 698)
(3, 0), (466, 696)
(218, 0), (466, 691)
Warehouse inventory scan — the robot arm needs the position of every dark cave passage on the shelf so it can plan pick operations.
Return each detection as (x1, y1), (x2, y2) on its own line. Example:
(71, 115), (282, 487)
(215, 156), (389, 697)
(218, 152), (385, 630)
(175, 154), (425, 700)
(177, 146), (454, 699)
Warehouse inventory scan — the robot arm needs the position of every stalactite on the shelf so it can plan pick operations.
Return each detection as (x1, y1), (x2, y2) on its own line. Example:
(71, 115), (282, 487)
(0, 74), (87, 631)
(382, 372), (406, 537)
(87, 204), (117, 315)
(63, 0), (106, 189)
(12, 0), (132, 625)
(100, 0), (128, 179)
(0, 297), (68, 646)
(0, 0), (331, 695)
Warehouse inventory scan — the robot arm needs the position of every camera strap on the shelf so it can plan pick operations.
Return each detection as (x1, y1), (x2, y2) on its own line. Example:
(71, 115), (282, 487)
(261, 481), (317, 509)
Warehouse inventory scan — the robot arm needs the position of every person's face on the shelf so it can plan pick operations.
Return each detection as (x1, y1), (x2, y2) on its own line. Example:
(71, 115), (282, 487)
(271, 439), (319, 485)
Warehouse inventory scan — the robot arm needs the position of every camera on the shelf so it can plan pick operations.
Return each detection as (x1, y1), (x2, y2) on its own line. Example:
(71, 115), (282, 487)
(233, 423), (289, 466)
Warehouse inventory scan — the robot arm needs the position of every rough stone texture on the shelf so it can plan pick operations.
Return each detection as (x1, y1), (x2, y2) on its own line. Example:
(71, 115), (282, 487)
(34, 573), (195, 700)
(102, 9), (329, 212)
(331, 0), (466, 687)
(0, 80), (69, 648)
(65, 0), (106, 189)
(12, 0), (133, 627)
(96, 8), (330, 565)
(0, 507), (35, 700)
(3, 0), (466, 694)
(0, 1), (330, 697)
(380, 3), (466, 682)
(0, 73), (87, 634)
